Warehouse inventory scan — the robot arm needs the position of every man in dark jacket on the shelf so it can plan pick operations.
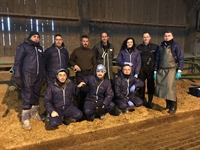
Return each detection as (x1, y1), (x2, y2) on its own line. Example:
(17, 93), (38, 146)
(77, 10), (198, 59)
(92, 31), (114, 83)
(45, 34), (69, 85)
(44, 69), (83, 129)
(154, 31), (184, 114)
(114, 64), (144, 115)
(137, 32), (158, 108)
(78, 64), (114, 121)
(69, 35), (96, 110)
(13, 31), (45, 130)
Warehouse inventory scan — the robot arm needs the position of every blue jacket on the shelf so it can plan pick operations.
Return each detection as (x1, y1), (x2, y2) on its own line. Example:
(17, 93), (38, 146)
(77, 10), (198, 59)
(45, 44), (69, 79)
(44, 79), (78, 113)
(114, 73), (144, 102)
(84, 75), (114, 106)
(154, 41), (184, 71)
(14, 38), (44, 77)
(116, 48), (141, 75)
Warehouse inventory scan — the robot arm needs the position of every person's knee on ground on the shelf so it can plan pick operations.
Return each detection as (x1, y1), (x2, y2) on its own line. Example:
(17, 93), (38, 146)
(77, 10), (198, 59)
(84, 108), (95, 121)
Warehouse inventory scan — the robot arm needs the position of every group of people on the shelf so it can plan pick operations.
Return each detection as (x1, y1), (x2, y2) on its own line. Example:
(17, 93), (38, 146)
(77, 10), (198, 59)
(13, 30), (184, 130)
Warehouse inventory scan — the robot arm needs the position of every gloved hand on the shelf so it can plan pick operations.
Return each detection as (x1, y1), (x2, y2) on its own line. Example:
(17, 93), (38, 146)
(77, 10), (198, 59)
(134, 74), (138, 78)
(15, 77), (22, 88)
(98, 103), (106, 114)
(153, 72), (157, 80)
(175, 72), (182, 79)
(81, 84), (89, 92)
(124, 62), (133, 66)
(130, 85), (135, 92)
(128, 101), (134, 106)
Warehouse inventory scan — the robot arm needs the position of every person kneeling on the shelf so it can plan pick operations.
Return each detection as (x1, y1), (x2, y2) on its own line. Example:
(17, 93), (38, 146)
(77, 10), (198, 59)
(44, 69), (83, 130)
(114, 64), (144, 115)
(78, 64), (114, 121)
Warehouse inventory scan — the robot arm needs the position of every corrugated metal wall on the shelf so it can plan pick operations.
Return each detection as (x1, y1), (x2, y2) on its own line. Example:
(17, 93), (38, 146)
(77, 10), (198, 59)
(0, 0), (187, 57)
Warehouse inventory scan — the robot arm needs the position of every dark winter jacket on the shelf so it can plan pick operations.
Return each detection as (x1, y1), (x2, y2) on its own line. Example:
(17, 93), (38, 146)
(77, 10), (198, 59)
(137, 43), (158, 72)
(83, 75), (114, 106)
(92, 41), (114, 80)
(154, 41), (184, 71)
(116, 48), (141, 75)
(44, 79), (78, 113)
(14, 38), (44, 77)
(45, 43), (69, 79)
(114, 73), (144, 102)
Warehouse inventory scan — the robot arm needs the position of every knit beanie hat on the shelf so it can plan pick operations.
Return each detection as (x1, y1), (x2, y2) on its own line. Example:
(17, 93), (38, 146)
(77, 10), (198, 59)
(29, 31), (40, 38)
(96, 64), (106, 73)
(57, 68), (69, 75)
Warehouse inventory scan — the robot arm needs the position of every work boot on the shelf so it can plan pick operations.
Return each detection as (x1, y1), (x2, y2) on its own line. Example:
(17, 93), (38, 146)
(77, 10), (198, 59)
(147, 94), (153, 108)
(86, 114), (95, 122)
(123, 108), (129, 114)
(114, 106), (122, 116)
(168, 101), (177, 115)
(21, 109), (31, 130)
(31, 105), (45, 121)
(63, 117), (77, 125)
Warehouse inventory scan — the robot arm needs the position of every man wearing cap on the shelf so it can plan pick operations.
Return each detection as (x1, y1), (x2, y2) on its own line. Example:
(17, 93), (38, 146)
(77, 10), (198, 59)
(114, 64), (144, 115)
(44, 69), (83, 129)
(45, 34), (69, 85)
(78, 64), (114, 121)
(13, 31), (45, 130)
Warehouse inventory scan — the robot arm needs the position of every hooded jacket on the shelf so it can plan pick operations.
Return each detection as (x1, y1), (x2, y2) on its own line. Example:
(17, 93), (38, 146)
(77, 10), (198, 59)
(114, 73), (144, 102)
(116, 48), (141, 75)
(45, 43), (69, 79)
(44, 79), (78, 113)
(83, 75), (114, 106)
(14, 38), (44, 77)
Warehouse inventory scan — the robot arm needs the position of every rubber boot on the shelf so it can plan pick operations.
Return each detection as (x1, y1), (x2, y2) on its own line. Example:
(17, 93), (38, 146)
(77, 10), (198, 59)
(114, 105), (122, 116)
(168, 101), (177, 115)
(31, 105), (45, 121)
(21, 109), (31, 130)
(165, 100), (171, 110)
(147, 94), (153, 108)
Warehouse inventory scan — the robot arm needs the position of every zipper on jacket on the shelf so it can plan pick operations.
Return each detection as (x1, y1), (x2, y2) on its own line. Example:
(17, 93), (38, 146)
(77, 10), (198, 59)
(95, 80), (104, 102)
(35, 47), (39, 75)
(126, 79), (129, 98)
(62, 88), (65, 110)
(126, 49), (132, 64)
(56, 47), (62, 68)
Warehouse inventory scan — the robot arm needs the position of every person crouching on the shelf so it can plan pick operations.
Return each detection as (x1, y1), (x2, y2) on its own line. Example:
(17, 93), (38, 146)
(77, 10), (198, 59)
(78, 64), (114, 121)
(44, 69), (83, 129)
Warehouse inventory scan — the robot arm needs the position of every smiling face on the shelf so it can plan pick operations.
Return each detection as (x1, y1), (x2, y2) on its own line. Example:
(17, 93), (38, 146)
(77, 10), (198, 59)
(30, 34), (40, 43)
(54, 35), (63, 47)
(122, 65), (131, 75)
(96, 70), (105, 80)
(126, 39), (134, 48)
(57, 71), (67, 83)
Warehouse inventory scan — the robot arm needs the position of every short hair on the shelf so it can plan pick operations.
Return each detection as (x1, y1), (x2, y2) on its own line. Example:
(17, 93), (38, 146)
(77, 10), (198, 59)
(122, 64), (131, 70)
(142, 31), (151, 37)
(100, 31), (109, 37)
(164, 30), (173, 35)
(54, 34), (62, 39)
(81, 35), (89, 40)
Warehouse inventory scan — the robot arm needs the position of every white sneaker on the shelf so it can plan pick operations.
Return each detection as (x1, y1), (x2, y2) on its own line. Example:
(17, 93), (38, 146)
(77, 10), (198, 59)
(100, 115), (106, 120)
